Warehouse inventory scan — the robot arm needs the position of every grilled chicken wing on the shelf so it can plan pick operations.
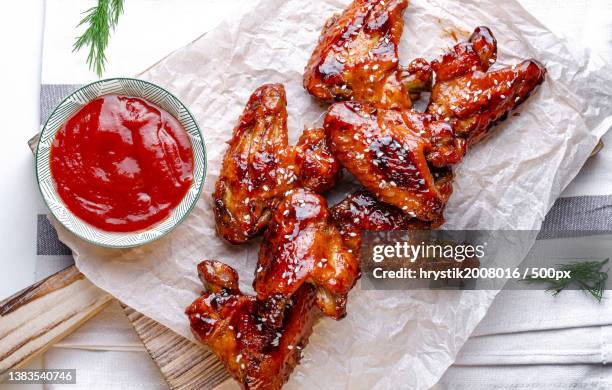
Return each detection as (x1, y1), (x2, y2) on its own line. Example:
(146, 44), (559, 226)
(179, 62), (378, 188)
(213, 84), (341, 244)
(324, 100), (463, 223)
(254, 188), (360, 320)
(428, 27), (546, 145)
(303, 0), (432, 109)
(330, 189), (432, 253)
(186, 260), (318, 390)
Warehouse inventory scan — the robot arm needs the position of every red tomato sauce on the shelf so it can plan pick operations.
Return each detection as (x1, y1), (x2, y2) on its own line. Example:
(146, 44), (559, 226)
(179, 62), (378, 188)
(50, 95), (194, 232)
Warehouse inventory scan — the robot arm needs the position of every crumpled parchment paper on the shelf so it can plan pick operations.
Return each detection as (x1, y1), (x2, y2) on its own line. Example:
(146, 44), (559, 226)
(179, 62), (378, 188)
(49, 0), (612, 388)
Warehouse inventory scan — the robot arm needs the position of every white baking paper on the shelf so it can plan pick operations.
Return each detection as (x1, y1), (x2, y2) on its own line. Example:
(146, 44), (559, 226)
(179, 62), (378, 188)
(49, 0), (612, 388)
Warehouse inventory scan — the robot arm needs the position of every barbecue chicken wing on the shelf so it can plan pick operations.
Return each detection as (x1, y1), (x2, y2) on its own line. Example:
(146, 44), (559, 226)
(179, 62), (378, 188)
(303, 0), (432, 109)
(428, 27), (546, 145)
(186, 260), (318, 390)
(254, 188), (360, 320)
(214, 84), (341, 244)
(324, 100), (463, 223)
(330, 189), (481, 274)
(331, 189), (434, 253)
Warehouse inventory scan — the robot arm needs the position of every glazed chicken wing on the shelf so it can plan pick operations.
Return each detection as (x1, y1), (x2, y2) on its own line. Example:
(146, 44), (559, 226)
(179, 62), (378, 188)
(186, 260), (318, 390)
(254, 188), (360, 320)
(213, 84), (341, 244)
(324, 100), (463, 223)
(303, 0), (432, 109)
(330, 189), (481, 275)
(325, 27), (545, 243)
(330, 189), (435, 253)
(428, 27), (546, 145)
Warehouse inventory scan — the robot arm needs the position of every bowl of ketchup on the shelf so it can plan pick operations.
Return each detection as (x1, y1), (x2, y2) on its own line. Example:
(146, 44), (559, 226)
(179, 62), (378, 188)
(36, 78), (206, 248)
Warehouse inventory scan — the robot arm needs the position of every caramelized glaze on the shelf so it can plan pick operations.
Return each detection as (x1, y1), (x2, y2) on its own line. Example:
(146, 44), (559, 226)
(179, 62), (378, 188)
(330, 189), (434, 253)
(324, 101), (463, 222)
(303, 0), (432, 109)
(428, 27), (546, 144)
(254, 189), (360, 320)
(213, 84), (341, 244)
(186, 260), (318, 390)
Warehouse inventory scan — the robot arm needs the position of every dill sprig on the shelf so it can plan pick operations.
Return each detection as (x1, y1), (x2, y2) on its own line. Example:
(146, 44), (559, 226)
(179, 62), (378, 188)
(73, 0), (124, 76)
(522, 259), (609, 302)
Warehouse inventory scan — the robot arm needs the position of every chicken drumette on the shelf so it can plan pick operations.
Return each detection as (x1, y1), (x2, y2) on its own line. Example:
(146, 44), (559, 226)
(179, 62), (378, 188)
(213, 84), (341, 244)
(427, 26), (546, 145)
(303, 0), (432, 109)
(186, 260), (318, 390)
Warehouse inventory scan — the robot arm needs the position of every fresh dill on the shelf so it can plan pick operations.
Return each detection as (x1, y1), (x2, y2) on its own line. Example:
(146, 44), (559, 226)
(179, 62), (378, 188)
(522, 259), (609, 302)
(73, 0), (125, 76)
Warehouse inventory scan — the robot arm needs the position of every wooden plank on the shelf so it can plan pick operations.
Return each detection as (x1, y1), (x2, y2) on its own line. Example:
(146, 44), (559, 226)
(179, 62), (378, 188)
(122, 305), (231, 389)
(0, 265), (113, 376)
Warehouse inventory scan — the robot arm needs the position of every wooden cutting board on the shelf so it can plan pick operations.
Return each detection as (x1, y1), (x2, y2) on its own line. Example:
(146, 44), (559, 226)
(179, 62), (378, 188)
(0, 264), (231, 389)
(122, 305), (230, 389)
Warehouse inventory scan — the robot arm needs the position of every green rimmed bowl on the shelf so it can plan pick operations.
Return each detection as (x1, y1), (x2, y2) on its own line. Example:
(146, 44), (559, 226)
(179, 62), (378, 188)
(35, 78), (206, 248)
